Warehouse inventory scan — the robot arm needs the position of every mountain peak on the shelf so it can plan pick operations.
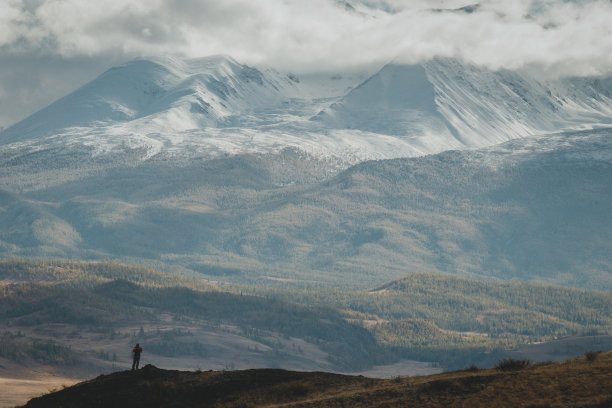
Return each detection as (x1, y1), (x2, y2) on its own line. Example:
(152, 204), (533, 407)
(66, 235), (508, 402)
(1, 55), (611, 164)
(318, 57), (612, 148)
(0, 55), (289, 144)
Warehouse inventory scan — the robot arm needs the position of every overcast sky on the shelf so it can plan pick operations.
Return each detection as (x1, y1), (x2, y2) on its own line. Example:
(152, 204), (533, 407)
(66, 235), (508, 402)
(1, 0), (612, 129)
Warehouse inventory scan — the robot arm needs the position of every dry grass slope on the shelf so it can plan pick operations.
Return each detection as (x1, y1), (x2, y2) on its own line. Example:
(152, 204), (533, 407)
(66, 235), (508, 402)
(22, 352), (612, 408)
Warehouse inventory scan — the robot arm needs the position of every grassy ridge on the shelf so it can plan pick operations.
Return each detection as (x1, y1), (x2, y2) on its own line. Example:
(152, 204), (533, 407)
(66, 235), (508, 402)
(0, 259), (204, 289)
(22, 353), (612, 408)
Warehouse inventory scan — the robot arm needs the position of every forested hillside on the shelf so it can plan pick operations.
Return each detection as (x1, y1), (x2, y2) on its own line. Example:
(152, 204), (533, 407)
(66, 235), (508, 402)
(0, 128), (610, 289)
(2, 260), (611, 374)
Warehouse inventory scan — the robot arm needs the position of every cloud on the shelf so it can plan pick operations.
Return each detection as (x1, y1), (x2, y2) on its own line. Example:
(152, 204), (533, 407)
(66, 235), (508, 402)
(1, 0), (611, 127)
(3, 0), (611, 73)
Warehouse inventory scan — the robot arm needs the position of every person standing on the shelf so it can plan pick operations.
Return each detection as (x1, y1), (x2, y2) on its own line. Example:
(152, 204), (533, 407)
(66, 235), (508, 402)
(132, 343), (143, 370)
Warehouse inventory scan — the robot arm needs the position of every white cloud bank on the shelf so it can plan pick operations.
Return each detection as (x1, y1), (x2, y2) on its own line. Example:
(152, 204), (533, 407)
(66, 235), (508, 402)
(1, 0), (612, 128)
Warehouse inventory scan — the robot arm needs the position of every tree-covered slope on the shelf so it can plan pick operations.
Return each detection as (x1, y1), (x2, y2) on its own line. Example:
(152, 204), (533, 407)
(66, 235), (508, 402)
(2, 260), (611, 372)
(0, 128), (610, 288)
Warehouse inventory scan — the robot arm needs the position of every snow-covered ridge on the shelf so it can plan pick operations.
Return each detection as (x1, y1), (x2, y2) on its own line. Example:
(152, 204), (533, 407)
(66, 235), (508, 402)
(1, 55), (611, 164)
(0, 55), (300, 143)
(426, 58), (612, 145)
(318, 58), (612, 149)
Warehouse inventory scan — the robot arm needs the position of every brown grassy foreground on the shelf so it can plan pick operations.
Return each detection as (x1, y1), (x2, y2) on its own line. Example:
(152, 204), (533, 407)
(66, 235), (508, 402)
(22, 352), (612, 408)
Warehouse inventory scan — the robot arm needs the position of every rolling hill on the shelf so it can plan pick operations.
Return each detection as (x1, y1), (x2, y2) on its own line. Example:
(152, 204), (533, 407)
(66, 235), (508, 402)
(2, 260), (611, 375)
(21, 353), (612, 408)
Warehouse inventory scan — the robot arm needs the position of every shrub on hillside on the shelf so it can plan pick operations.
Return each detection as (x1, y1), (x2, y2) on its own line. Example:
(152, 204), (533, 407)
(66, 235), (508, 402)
(585, 350), (602, 362)
(495, 359), (530, 371)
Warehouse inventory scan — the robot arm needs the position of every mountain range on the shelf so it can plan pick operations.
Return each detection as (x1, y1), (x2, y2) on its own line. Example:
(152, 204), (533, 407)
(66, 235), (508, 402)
(0, 55), (611, 289)
(3, 55), (611, 163)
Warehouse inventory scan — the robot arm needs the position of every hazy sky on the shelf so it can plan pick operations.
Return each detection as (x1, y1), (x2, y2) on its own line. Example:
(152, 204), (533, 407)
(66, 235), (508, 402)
(1, 0), (611, 129)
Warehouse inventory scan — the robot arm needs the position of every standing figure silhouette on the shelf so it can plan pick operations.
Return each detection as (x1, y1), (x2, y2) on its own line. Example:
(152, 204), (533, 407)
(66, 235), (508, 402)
(132, 343), (143, 370)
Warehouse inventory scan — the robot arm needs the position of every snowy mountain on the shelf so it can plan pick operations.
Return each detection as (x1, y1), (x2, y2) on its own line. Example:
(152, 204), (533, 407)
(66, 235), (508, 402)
(1, 56), (301, 141)
(0, 54), (611, 288)
(0, 56), (308, 160)
(2, 55), (611, 166)
(317, 58), (612, 149)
